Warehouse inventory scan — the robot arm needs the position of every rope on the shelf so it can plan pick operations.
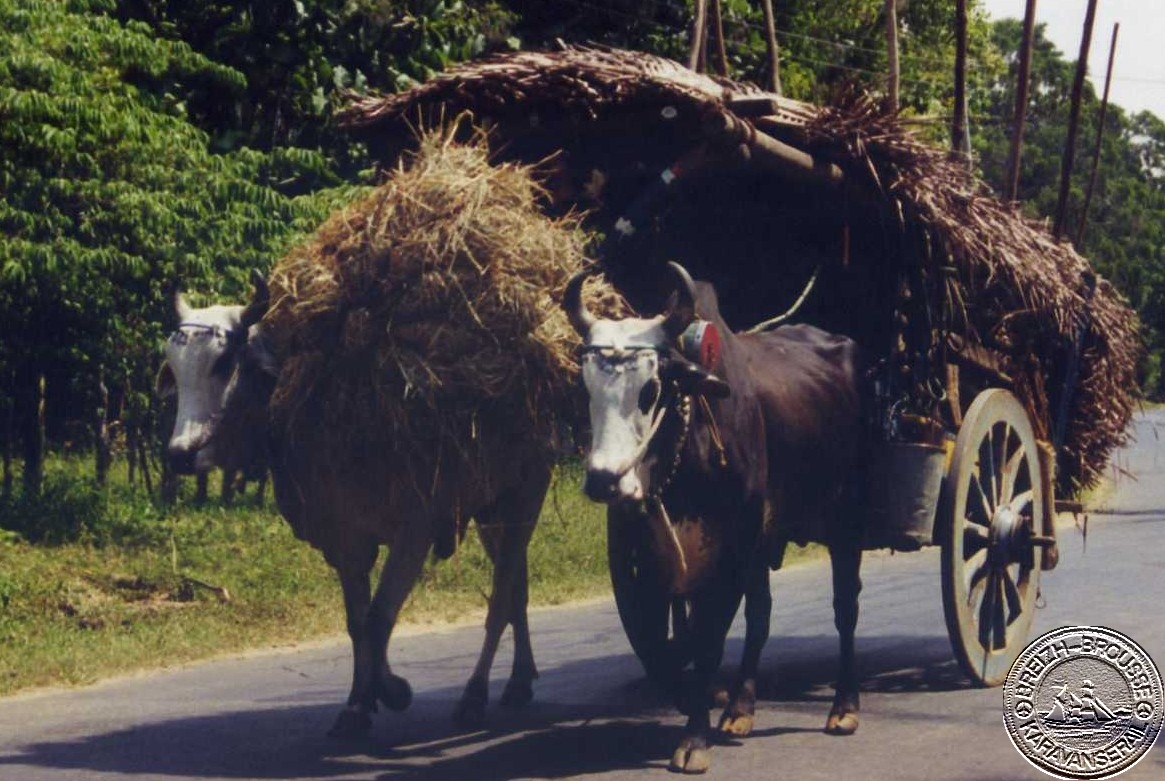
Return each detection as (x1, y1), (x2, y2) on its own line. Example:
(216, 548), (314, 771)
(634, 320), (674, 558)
(745, 263), (822, 333)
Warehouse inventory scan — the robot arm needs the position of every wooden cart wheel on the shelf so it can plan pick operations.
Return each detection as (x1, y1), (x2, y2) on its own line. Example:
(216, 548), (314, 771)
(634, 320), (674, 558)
(607, 508), (687, 682)
(941, 388), (1043, 687)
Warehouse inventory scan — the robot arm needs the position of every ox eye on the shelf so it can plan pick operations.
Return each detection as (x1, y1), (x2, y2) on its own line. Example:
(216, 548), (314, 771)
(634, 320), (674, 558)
(211, 350), (234, 379)
(638, 377), (660, 414)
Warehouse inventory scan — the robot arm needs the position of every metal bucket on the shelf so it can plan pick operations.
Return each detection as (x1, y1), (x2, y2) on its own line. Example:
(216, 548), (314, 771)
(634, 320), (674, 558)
(865, 441), (946, 551)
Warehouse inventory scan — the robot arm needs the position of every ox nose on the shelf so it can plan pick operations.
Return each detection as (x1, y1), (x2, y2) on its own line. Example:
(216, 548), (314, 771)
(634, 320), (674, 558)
(167, 447), (198, 475)
(583, 469), (622, 502)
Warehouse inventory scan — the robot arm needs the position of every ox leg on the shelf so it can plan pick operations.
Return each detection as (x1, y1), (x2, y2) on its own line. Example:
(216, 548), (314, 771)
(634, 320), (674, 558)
(453, 469), (547, 728)
(194, 471), (209, 504)
(671, 583), (739, 774)
(366, 521), (433, 712)
(825, 539), (862, 735)
(719, 562), (771, 738)
(328, 541), (380, 738)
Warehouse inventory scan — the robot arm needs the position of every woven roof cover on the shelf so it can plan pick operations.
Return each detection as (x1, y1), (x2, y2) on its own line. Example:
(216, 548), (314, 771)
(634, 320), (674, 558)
(341, 46), (1140, 494)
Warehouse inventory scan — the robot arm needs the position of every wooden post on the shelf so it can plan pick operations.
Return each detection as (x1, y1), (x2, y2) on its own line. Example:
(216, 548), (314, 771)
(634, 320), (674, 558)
(759, 0), (782, 94)
(885, 0), (900, 111)
(952, 0), (972, 164)
(21, 372), (45, 498)
(1054, 0), (1099, 240)
(95, 368), (111, 485)
(1, 390), (12, 502)
(689, 0), (709, 72)
(707, 0), (729, 77)
(1006, 0), (1039, 202)
(1076, 22), (1118, 250)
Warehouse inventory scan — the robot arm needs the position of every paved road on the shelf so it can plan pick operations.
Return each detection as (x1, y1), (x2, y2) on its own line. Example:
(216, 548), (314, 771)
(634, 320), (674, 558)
(2, 413), (1164, 781)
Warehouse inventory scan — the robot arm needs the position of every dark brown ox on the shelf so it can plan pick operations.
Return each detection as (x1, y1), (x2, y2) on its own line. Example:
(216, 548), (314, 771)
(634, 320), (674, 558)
(159, 272), (551, 736)
(565, 262), (866, 773)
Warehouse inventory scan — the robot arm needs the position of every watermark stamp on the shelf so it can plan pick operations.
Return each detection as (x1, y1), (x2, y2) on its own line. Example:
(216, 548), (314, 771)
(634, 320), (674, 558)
(1003, 626), (1162, 779)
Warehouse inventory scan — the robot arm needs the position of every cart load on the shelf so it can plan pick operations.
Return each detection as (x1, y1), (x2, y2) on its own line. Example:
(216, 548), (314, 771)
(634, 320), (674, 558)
(263, 125), (628, 473)
(340, 45), (1139, 498)
(338, 46), (1141, 687)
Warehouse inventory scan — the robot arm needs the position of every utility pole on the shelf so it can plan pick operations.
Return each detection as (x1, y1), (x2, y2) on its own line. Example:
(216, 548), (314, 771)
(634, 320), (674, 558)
(759, 0), (782, 94)
(1006, 0), (1039, 201)
(1054, 0), (1100, 240)
(952, 0), (972, 164)
(885, 0), (900, 111)
(708, 0), (728, 76)
(1077, 22), (1120, 250)
(689, 0), (708, 72)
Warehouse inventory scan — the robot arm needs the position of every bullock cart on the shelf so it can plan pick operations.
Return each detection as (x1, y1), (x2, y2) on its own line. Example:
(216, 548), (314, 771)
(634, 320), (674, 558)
(340, 47), (1140, 688)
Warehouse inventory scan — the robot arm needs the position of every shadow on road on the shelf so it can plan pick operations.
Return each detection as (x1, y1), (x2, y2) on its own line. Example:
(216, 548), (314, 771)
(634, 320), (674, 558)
(0, 634), (975, 780)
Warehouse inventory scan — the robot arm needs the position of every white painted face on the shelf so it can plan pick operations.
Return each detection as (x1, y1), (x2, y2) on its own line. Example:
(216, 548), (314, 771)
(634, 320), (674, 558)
(580, 315), (670, 503)
(157, 295), (245, 473)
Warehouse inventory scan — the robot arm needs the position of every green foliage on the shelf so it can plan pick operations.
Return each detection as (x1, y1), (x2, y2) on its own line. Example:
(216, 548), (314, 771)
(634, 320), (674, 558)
(114, 0), (519, 166)
(971, 19), (1165, 395)
(0, 0), (347, 492)
(0, 456), (613, 695)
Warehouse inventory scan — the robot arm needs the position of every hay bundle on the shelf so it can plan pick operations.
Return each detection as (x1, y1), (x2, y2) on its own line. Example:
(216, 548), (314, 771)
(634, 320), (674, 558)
(264, 124), (627, 463)
(799, 94), (1141, 492)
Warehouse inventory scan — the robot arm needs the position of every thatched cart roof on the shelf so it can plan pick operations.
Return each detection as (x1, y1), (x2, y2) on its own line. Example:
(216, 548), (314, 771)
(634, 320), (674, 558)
(340, 46), (1140, 494)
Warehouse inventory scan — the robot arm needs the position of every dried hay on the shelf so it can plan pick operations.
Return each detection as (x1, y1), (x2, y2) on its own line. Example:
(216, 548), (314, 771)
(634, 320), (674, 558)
(264, 123), (627, 465)
(800, 94), (1141, 493)
(338, 47), (1141, 495)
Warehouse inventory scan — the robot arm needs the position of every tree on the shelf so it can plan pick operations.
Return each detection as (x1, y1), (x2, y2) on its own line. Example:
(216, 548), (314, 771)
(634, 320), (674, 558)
(972, 19), (1165, 395)
(0, 0), (344, 497)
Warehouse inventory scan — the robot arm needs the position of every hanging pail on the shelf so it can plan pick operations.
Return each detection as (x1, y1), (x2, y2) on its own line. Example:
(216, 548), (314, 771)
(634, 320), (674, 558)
(865, 441), (946, 551)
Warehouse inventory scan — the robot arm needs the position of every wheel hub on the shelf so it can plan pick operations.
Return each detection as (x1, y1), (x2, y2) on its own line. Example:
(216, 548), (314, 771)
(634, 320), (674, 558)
(988, 504), (1026, 566)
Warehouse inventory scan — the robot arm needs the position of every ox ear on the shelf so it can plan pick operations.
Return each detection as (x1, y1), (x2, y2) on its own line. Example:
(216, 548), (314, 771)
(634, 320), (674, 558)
(247, 330), (279, 377)
(155, 362), (177, 399)
(175, 291), (193, 323)
(240, 270), (270, 329)
(662, 261), (697, 339)
(663, 355), (731, 400)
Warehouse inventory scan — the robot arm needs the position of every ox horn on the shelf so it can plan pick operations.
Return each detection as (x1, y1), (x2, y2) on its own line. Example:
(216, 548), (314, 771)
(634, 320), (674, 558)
(662, 261), (697, 339)
(240, 269), (270, 329)
(564, 267), (598, 337)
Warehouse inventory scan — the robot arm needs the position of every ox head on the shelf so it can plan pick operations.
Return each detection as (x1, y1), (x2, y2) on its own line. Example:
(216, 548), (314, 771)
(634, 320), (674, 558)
(156, 270), (276, 474)
(565, 261), (729, 505)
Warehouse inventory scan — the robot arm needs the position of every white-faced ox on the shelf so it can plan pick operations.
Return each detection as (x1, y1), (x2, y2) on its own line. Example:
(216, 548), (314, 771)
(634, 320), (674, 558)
(566, 262), (867, 774)
(158, 271), (550, 737)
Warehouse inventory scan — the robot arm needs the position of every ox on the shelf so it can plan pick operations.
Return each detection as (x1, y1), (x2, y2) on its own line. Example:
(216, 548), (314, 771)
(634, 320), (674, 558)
(158, 272), (550, 736)
(565, 262), (866, 773)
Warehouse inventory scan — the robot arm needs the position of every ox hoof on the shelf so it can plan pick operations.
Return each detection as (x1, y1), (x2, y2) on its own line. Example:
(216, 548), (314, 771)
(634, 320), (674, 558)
(717, 711), (754, 738)
(499, 677), (534, 709)
(377, 674), (413, 712)
(327, 708), (371, 739)
(669, 736), (711, 774)
(453, 678), (488, 730)
(824, 709), (860, 736)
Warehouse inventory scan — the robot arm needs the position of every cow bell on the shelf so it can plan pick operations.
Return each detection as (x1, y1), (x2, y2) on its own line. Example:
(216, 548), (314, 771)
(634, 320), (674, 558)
(678, 319), (722, 371)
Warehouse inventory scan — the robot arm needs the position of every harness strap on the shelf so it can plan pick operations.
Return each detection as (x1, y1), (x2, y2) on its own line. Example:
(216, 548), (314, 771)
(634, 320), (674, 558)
(697, 395), (729, 468)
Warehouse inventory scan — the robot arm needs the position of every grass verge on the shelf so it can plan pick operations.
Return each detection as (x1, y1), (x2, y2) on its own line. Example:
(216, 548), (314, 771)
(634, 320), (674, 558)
(0, 456), (824, 697)
(0, 457), (615, 696)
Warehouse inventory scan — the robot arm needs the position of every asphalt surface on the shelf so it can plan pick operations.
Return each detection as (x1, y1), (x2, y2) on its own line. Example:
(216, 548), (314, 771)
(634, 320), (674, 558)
(2, 412), (1164, 781)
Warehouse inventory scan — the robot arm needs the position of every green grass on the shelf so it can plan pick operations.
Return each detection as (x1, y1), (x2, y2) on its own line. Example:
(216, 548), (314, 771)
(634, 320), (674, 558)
(0, 456), (612, 696)
(0, 456), (825, 697)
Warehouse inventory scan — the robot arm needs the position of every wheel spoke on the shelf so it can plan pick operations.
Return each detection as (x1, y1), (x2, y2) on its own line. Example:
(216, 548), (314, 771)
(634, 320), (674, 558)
(968, 559), (991, 599)
(992, 574), (1008, 649)
(1002, 568), (1023, 624)
(969, 471), (993, 522)
(1001, 445), (1025, 504)
(1008, 489), (1034, 515)
(979, 436), (999, 508)
(963, 523), (989, 557)
(978, 571), (998, 648)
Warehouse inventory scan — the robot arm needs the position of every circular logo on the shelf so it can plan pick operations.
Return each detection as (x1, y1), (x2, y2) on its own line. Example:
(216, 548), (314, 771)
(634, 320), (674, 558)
(1003, 626), (1163, 779)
